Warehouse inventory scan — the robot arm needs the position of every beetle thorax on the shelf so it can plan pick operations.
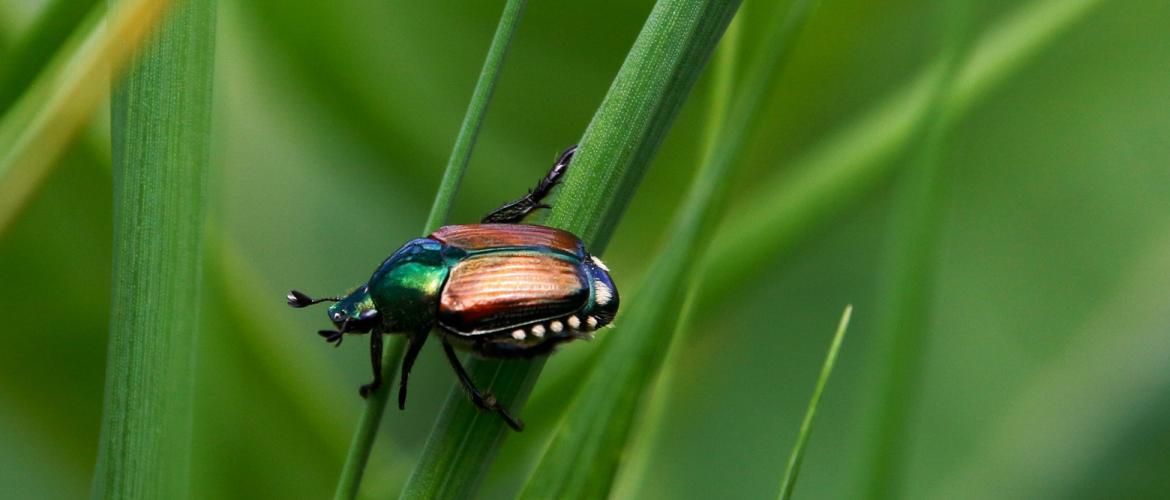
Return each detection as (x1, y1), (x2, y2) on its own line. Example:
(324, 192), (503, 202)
(367, 238), (450, 333)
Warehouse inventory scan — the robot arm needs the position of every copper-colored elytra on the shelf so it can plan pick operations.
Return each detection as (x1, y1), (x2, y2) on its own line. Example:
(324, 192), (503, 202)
(430, 224), (582, 255)
(439, 253), (587, 332)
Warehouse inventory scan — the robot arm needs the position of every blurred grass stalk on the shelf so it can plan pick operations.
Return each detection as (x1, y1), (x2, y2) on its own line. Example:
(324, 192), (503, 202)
(91, 0), (216, 498)
(519, 2), (820, 498)
(0, 0), (99, 112)
(0, 0), (170, 238)
(400, 1), (740, 498)
(697, 0), (1107, 308)
(863, 0), (970, 498)
(333, 1), (528, 499)
(778, 305), (852, 500)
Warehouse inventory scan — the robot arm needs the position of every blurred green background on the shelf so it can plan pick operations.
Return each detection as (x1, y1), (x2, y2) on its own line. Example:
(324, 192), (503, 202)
(2, 0), (1169, 498)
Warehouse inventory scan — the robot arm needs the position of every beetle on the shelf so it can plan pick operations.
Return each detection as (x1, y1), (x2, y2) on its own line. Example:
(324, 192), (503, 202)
(287, 146), (618, 430)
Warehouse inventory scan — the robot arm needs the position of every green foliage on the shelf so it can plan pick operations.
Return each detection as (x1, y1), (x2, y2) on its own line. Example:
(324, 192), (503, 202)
(91, 0), (217, 498)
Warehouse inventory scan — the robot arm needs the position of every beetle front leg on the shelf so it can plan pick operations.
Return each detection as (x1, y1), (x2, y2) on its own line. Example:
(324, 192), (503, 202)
(441, 341), (524, 431)
(359, 332), (383, 398)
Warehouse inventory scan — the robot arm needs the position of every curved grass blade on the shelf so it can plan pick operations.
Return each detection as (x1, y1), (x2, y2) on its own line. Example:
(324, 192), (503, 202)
(400, 1), (741, 498)
(0, 0), (171, 238)
(91, 0), (216, 497)
(518, 3), (819, 498)
(778, 305), (852, 500)
(332, 2), (528, 499)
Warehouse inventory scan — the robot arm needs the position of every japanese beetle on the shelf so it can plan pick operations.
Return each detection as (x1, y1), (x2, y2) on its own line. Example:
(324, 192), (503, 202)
(288, 146), (618, 430)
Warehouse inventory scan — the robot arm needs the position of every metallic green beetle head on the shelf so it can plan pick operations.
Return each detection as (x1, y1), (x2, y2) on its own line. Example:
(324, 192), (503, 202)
(327, 285), (379, 332)
(286, 284), (380, 346)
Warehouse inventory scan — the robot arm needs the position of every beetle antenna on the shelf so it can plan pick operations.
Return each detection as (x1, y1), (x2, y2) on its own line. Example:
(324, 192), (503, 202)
(287, 290), (340, 308)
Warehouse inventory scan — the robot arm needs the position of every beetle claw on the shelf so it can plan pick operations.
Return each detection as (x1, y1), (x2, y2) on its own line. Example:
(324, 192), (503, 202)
(318, 329), (344, 346)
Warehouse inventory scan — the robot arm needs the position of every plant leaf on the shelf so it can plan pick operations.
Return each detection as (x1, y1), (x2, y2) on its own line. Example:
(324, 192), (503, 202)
(91, 0), (216, 497)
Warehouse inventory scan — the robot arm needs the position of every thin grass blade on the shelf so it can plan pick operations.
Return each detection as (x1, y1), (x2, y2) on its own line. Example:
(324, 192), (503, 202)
(778, 305), (853, 500)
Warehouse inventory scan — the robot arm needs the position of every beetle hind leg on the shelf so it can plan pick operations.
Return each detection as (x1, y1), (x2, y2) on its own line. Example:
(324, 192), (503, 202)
(441, 342), (524, 431)
(480, 145), (577, 224)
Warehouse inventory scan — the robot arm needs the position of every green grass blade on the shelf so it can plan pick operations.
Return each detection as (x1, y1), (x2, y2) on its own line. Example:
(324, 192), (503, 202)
(864, 1), (970, 497)
(518, 3), (818, 498)
(0, 0), (99, 113)
(91, 0), (216, 498)
(606, 14), (741, 498)
(778, 305), (853, 500)
(697, 0), (1107, 311)
(332, 2), (528, 499)
(0, 0), (170, 238)
(400, 1), (740, 498)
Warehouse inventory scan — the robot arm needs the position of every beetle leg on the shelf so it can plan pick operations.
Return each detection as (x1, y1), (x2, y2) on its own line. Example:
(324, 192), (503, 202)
(359, 332), (383, 398)
(397, 331), (428, 410)
(480, 145), (577, 224)
(441, 342), (525, 431)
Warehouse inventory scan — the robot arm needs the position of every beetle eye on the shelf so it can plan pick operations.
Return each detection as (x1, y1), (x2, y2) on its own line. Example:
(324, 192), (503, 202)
(332, 312), (344, 322)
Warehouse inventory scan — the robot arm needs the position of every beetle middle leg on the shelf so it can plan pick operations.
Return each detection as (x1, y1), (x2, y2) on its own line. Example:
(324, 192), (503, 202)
(441, 341), (524, 431)
(396, 331), (428, 410)
(480, 145), (577, 224)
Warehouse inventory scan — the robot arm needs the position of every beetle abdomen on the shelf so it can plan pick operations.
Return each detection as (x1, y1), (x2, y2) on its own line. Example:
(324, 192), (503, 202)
(438, 252), (588, 334)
